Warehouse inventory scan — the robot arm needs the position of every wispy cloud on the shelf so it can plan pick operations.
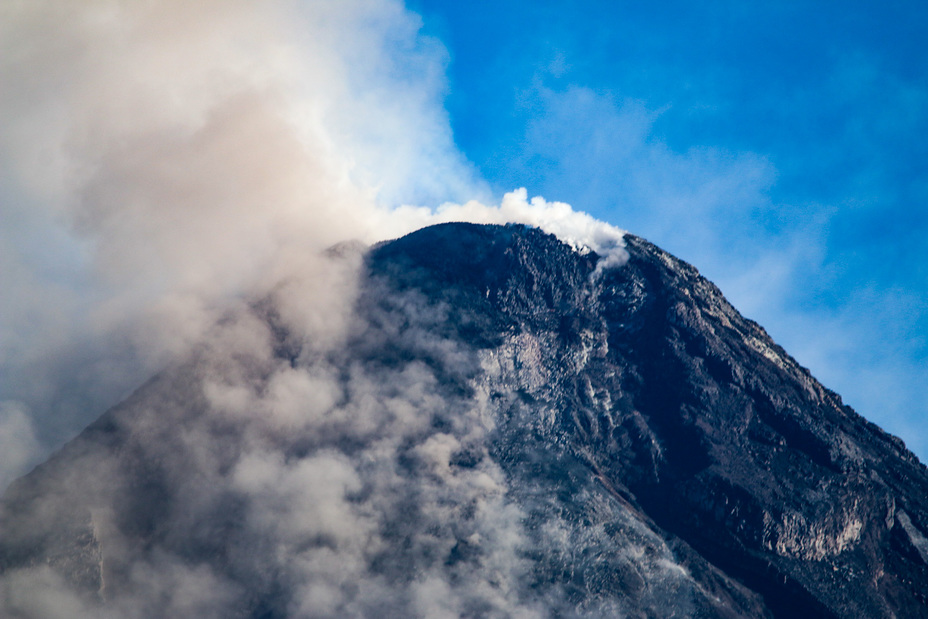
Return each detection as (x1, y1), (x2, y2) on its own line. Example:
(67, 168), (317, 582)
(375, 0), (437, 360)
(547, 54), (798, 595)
(509, 85), (777, 266)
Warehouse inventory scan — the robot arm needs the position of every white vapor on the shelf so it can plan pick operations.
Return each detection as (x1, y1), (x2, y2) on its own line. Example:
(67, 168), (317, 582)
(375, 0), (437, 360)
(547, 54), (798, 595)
(0, 0), (625, 492)
(0, 3), (757, 616)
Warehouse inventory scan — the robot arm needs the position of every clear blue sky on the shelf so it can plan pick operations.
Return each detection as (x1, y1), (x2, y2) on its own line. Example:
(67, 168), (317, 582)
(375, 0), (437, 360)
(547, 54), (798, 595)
(408, 0), (928, 459)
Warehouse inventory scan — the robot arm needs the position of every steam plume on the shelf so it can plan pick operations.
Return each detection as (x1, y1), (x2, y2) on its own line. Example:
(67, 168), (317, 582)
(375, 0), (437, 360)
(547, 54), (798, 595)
(0, 0), (624, 490)
(0, 4), (648, 616)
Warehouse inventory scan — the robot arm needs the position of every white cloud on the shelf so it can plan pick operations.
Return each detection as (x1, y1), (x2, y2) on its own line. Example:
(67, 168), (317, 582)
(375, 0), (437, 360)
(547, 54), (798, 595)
(514, 85), (776, 266)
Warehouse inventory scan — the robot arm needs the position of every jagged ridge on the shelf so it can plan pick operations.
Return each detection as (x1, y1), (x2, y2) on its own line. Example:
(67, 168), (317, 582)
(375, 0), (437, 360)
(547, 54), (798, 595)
(2, 222), (927, 618)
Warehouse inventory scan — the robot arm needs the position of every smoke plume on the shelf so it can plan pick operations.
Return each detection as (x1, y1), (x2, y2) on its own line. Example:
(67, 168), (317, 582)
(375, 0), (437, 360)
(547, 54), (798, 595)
(0, 0), (623, 487)
(0, 1), (645, 617)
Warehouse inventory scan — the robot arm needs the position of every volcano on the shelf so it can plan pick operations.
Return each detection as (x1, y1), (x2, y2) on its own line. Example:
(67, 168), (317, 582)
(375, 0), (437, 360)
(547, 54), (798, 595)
(2, 223), (927, 618)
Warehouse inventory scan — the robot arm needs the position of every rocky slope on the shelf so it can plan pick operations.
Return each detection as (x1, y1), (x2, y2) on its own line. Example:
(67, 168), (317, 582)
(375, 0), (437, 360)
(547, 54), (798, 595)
(2, 222), (927, 618)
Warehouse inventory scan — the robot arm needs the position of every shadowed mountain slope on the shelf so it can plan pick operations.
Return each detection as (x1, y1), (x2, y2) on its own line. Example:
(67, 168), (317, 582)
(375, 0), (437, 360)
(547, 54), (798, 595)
(2, 223), (927, 618)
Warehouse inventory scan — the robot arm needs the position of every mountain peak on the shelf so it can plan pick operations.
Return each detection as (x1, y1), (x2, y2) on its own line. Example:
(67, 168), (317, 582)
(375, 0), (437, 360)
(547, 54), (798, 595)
(2, 223), (927, 618)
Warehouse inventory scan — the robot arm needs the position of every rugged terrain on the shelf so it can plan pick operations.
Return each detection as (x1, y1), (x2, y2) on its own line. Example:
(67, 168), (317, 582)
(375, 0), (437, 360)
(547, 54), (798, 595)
(2, 223), (928, 618)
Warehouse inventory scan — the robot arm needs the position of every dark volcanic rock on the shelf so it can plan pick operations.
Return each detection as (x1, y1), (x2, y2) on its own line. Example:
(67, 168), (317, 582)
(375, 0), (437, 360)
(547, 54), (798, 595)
(3, 222), (928, 618)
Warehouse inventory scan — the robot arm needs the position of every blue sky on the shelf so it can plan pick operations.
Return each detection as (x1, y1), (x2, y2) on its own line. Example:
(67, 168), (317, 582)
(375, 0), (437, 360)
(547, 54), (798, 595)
(406, 0), (928, 458)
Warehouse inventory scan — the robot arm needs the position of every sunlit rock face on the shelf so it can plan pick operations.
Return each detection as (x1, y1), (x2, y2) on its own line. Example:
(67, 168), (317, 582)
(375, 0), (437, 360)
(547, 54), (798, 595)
(2, 222), (928, 618)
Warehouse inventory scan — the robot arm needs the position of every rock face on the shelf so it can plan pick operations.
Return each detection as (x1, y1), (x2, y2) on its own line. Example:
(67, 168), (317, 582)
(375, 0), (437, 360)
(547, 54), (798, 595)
(2, 222), (928, 618)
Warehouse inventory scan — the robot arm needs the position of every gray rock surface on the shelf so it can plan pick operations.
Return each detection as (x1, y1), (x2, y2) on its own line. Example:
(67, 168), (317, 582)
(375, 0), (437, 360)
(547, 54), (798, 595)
(2, 222), (927, 617)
